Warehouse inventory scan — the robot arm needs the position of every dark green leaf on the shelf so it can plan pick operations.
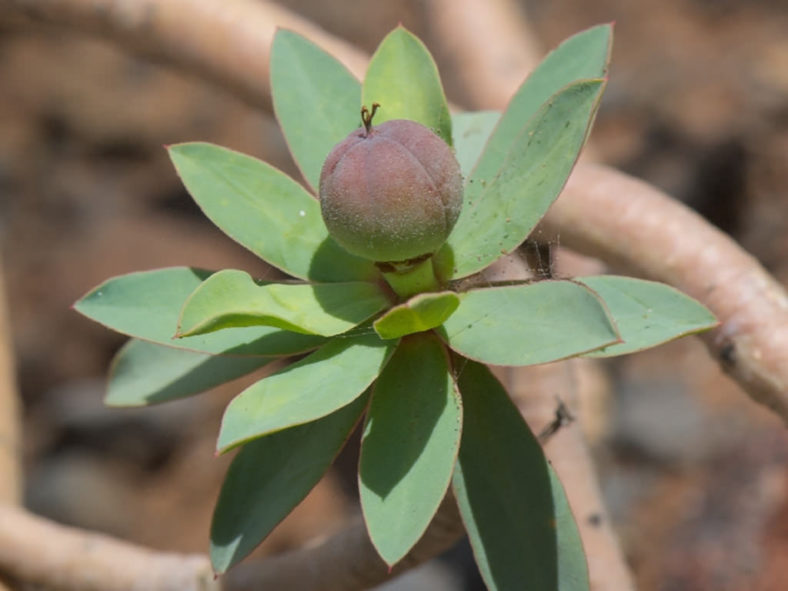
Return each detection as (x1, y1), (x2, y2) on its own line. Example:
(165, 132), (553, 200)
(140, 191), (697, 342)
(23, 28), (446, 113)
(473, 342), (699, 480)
(362, 26), (452, 145)
(373, 291), (459, 340)
(578, 275), (718, 357)
(211, 393), (367, 574)
(74, 267), (326, 356)
(359, 333), (461, 565)
(177, 269), (390, 337)
(168, 143), (377, 282)
(271, 29), (362, 192)
(106, 339), (272, 407)
(452, 360), (589, 590)
(439, 280), (620, 366)
(218, 331), (395, 451)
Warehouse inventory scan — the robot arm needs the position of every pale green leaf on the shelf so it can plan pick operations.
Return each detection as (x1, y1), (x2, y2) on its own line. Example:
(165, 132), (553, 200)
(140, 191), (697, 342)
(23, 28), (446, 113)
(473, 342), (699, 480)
(439, 280), (620, 365)
(74, 267), (326, 357)
(271, 29), (361, 191)
(373, 291), (459, 340)
(359, 334), (461, 565)
(177, 269), (390, 337)
(578, 275), (718, 357)
(168, 143), (377, 282)
(217, 332), (395, 451)
(362, 26), (452, 144)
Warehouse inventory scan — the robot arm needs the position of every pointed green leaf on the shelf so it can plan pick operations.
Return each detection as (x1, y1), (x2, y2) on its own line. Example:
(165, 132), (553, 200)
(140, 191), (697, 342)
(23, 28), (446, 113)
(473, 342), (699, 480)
(439, 281), (620, 366)
(373, 291), (459, 340)
(362, 26), (452, 145)
(168, 143), (377, 282)
(436, 80), (606, 279)
(452, 360), (589, 591)
(578, 275), (718, 357)
(74, 268), (326, 356)
(177, 269), (389, 338)
(211, 393), (367, 574)
(271, 29), (362, 192)
(106, 339), (272, 407)
(452, 111), (500, 177)
(218, 332), (396, 451)
(359, 333), (461, 565)
(470, 24), (612, 185)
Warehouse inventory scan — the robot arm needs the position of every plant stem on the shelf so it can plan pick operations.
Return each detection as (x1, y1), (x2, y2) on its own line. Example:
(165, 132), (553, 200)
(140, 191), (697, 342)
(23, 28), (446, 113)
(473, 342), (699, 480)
(379, 257), (440, 299)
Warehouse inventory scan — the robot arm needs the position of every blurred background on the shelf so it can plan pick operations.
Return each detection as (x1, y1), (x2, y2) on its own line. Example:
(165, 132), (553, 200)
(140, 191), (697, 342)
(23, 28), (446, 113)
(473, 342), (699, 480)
(1, 1), (787, 589)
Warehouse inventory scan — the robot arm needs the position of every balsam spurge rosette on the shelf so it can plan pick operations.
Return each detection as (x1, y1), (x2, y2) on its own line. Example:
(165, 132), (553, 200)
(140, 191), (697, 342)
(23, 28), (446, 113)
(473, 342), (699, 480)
(74, 24), (717, 589)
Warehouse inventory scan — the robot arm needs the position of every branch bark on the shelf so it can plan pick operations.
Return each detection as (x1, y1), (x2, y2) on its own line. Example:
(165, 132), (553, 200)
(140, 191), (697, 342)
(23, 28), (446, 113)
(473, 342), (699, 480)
(0, 258), (21, 507)
(0, 505), (218, 591)
(543, 163), (788, 421)
(4, 0), (370, 109)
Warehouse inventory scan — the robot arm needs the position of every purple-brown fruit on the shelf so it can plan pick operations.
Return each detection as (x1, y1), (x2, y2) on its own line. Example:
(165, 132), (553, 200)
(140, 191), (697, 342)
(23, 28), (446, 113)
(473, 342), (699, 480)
(319, 115), (463, 263)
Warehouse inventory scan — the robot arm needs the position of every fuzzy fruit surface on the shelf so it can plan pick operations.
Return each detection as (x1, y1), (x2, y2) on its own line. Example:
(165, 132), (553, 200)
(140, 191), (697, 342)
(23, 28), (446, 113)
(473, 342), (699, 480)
(319, 119), (463, 263)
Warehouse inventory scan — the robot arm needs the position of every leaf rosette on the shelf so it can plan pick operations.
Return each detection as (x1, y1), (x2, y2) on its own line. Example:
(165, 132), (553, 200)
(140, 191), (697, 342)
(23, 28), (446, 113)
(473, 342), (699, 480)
(74, 23), (718, 587)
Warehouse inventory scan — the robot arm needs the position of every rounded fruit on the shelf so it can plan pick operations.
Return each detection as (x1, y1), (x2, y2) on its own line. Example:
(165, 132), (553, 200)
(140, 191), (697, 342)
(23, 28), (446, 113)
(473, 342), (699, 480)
(319, 116), (463, 263)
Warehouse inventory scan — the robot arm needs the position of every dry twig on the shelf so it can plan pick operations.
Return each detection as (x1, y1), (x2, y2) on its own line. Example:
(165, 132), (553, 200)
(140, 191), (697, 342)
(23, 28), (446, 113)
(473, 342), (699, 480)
(0, 505), (218, 591)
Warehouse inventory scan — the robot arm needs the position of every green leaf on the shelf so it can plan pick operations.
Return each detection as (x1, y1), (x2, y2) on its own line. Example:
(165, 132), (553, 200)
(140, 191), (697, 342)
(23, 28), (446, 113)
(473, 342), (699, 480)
(436, 79), (606, 280)
(211, 393), (367, 574)
(439, 281), (620, 366)
(218, 332), (396, 451)
(373, 291), (459, 340)
(577, 275), (718, 357)
(362, 26), (452, 145)
(470, 24), (612, 184)
(452, 111), (500, 177)
(74, 267), (326, 357)
(271, 29), (362, 192)
(168, 143), (377, 282)
(452, 360), (589, 591)
(177, 269), (389, 338)
(359, 333), (461, 565)
(106, 339), (272, 407)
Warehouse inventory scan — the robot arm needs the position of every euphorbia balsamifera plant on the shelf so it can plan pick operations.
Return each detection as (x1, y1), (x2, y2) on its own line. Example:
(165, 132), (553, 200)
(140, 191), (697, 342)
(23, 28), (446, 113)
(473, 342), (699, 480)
(74, 24), (717, 589)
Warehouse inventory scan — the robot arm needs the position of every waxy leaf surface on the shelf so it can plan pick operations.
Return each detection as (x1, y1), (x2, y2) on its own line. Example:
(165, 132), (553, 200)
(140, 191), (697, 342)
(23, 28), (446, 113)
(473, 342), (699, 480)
(178, 269), (389, 337)
(373, 291), (459, 340)
(362, 26), (452, 145)
(218, 332), (395, 451)
(440, 280), (620, 366)
(436, 80), (606, 279)
(107, 339), (272, 407)
(578, 275), (718, 357)
(74, 267), (325, 356)
(271, 30), (361, 192)
(168, 143), (377, 282)
(451, 111), (500, 177)
(471, 24), (612, 184)
(211, 394), (367, 574)
(359, 334), (461, 565)
(452, 360), (589, 591)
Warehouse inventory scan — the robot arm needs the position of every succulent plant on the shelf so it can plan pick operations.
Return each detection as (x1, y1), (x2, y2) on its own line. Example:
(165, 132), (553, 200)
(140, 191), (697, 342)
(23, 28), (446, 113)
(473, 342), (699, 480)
(319, 103), (463, 264)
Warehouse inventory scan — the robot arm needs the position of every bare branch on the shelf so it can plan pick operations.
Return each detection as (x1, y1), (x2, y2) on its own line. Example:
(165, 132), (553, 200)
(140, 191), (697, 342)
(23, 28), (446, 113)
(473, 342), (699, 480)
(223, 493), (463, 591)
(0, 257), (21, 506)
(422, 0), (541, 108)
(0, 505), (218, 591)
(542, 163), (788, 423)
(4, 0), (369, 109)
